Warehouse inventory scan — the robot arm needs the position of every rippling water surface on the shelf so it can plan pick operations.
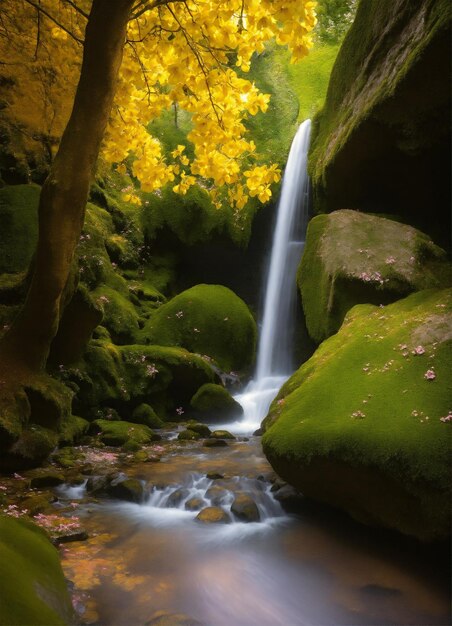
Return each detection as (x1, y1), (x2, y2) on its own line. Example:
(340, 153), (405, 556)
(59, 437), (451, 626)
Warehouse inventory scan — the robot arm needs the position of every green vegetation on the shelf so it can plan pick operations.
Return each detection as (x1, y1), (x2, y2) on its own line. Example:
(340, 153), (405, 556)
(299, 210), (451, 343)
(263, 289), (452, 541)
(0, 516), (73, 625)
(90, 419), (158, 447)
(276, 44), (340, 121)
(0, 184), (40, 273)
(190, 383), (243, 422)
(141, 284), (257, 373)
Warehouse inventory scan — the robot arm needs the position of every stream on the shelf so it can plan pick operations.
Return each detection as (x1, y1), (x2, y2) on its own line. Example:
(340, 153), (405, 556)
(57, 432), (451, 626)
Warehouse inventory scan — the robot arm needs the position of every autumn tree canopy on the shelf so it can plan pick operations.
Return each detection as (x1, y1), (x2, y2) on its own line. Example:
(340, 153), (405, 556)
(0, 0), (317, 209)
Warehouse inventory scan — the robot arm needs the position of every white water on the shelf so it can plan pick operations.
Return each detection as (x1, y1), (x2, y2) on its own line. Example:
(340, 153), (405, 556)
(217, 120), (311, 434)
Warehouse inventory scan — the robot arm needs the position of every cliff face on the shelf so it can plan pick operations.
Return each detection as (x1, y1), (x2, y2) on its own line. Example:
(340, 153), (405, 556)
(308, 0), (451, 248)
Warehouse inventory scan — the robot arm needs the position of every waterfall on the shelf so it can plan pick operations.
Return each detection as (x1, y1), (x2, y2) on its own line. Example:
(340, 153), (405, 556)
(223, 120), (311, 434)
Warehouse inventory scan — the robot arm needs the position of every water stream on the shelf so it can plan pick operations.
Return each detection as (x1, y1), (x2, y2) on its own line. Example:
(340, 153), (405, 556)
(217, 119), (312, 435)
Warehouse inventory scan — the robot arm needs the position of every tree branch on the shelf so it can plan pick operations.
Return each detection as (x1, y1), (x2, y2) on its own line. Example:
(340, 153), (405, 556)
(62, 0), (89, 20)
(22, 0), (84, 44)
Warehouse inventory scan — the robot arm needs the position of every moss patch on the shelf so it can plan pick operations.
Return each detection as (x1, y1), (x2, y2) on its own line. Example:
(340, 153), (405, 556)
(141, 284), (256, 373)
(91, 419), (158, 446)
(263, 289), (452, 541)
(0, 184), (40, 273)
(190, 383), (243, 422)
(0, 515), (73, 625)
(299, 211), (451, 342)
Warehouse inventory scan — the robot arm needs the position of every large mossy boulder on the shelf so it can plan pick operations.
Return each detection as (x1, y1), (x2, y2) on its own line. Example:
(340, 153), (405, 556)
(299, 210), (451, 343)
(308, 0), (451, 247)
(70, 340), (216, 419)
(190, 383), (243, 423)
(0, 375), (73, 471)
(0, 516), (74, 625)
(141, 284), (257, 373)
(90, 419), (158, 447)
(262, 289), (452, 542)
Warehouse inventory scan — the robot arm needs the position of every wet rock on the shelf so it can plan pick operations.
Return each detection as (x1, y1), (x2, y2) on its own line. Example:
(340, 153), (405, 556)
(177, 429), (201, 441)
(53, 529), (89, 545)
(210, 430), (235, 440)
(195, 506), (230, 524)
(29, 471), (65, 489)
(86, 474), (110, 495)
(145, 610), (205, 625)
(205, 485), (228, 506)
(206, 472), (224, 480)
(106, 477), (145, 503)
(231, 493), (260, 523)
(185, 421), (211, 437)
(20, 493), (55, 515)
(272, 484), (304, 512)
(253, 428), (263, 436)
(165, 488), (189, 508)
(185, 497), (204, 511)
(202, 438), (228, 447)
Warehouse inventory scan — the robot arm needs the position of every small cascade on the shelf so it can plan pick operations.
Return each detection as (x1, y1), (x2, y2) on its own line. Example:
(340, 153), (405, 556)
(222, 120), (312, 433)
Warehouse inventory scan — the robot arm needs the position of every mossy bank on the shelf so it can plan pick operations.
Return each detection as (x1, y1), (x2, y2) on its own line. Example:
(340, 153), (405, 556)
(262, 289), (452, 542)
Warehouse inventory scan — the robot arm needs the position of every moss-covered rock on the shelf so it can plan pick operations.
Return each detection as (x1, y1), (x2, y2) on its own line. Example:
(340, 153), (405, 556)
(92, 286), (140, 344)
(132, 403), (164, 429)
(0, 516), (73, 625)
(90, 419), (158, 447)
(142, 284), (257, 373)
(308, 0), (451, 247)
(58, 415), (90, 446)
(299, 211), (451, 342)
(177, 429), (201, 441)
(262, 289), (452, 541)
(190, 383), (243, 423)
(0, 184), (40, 274)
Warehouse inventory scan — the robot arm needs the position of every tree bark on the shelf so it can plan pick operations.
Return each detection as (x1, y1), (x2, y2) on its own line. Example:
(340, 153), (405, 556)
(0, 0), (135, 374)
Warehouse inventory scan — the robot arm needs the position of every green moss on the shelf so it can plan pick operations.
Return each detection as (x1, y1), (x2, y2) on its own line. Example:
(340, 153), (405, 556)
(92, 286), (141, 344)
(190, 383), (243, 421)
(141, 284), (256, 373)
(91, 419), (157, 446)
(0, 184), (40, 273)
(120, 344), (216, 414)
(0, 516), (73, 625)
(59, 415), (89, 446)
(132, 403), (164, 428)
(276, 43), (340, 122)
(263, 289), (452, 541)
(299, 211), (451, 343)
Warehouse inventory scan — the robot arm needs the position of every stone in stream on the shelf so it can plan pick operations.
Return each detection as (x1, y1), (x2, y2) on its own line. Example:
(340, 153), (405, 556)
(165, 488), (189, 508)
(106, 477), (145, 503)
(177, 429), (201, 441)
(210, 430), (235, 440)
(206, 472), (224, 480)
(272, 484), (304, 512)
(231, 493), (260, 522)
(29, 471), (65, 489)
(202, 438), (228, 447)
(185, 497), (204, 511)
(185, 421), (211, 437)
(205, 485), (228, 506)
(195, 506), (230, 524)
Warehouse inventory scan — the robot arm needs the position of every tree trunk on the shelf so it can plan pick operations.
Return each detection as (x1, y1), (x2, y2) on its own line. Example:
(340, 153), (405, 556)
(0, 0), (134, 375)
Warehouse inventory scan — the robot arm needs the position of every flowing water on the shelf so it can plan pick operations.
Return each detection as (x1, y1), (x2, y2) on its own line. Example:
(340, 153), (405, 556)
(59, 438), (450, 626)
(215, 119), (311, 435)
(57, 122), (450, 625)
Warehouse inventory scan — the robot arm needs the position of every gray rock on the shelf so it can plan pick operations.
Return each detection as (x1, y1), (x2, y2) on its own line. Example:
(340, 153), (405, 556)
(231, 493), (260, 522)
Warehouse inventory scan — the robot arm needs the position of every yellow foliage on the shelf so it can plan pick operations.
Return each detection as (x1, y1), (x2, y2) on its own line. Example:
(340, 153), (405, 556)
(0, 0), (316, 209)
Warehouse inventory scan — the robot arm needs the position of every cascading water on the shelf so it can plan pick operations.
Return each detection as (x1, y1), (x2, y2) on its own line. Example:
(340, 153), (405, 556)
(222, 119), (311, 434)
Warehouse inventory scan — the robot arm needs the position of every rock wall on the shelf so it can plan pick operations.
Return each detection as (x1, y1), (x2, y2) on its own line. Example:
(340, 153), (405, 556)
(308, 0), (451, 249)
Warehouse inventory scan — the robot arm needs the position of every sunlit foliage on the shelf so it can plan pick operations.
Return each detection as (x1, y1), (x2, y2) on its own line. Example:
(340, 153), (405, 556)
(0, 0), (317, 210)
